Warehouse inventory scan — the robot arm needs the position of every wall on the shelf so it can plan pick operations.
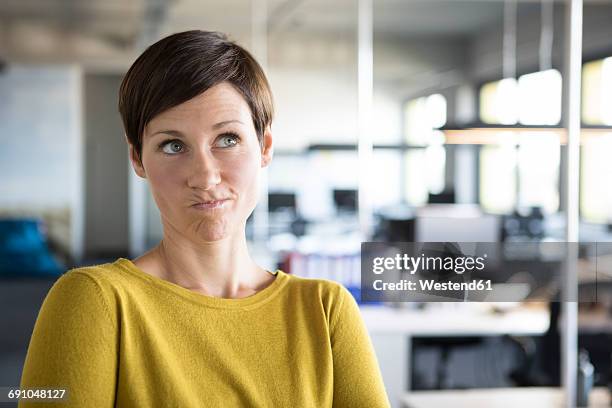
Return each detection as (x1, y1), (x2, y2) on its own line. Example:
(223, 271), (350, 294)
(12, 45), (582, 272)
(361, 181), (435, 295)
(83, 73), (129, 258)
(268, 32), (406, 150)
(0, 64), (82, 259)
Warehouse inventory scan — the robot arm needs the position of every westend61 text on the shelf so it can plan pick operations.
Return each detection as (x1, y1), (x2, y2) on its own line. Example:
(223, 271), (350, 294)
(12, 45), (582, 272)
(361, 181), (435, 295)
(372, 279), (493, 291)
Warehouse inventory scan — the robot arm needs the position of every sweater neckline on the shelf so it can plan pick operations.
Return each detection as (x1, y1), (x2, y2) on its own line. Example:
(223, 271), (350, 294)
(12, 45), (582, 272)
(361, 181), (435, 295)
(114, 258), (288, 309)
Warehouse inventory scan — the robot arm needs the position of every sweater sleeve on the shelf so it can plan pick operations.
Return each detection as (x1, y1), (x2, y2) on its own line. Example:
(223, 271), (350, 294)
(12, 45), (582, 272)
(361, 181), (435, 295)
(330, 285), (390, 408)
(19, 270), (118, 408)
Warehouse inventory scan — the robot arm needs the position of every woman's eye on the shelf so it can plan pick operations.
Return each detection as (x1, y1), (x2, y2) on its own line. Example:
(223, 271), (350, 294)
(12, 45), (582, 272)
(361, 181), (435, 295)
(216, 134), (239, 148)
(161, 140), (184, 154)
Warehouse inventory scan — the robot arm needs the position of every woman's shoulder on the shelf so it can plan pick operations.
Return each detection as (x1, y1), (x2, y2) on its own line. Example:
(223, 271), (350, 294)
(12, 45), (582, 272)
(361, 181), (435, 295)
(58, 260), (124, 292)
(48, 259), (134, 311)
(282, 272), (354, 314)
(36, 261), (125, 329)
(284, 272), (347, 296)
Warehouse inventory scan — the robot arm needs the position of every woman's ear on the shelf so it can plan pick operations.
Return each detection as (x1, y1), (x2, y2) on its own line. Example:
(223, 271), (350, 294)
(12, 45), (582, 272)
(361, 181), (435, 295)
(128, 142), (147, 179)
(260, 127), (274, 168)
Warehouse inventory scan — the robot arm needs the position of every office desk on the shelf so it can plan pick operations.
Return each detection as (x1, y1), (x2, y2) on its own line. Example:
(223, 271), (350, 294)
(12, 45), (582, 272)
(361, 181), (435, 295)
(360, 304), (550, 408)
(401, 387), (610, 408)
(361, 304), (549, 337)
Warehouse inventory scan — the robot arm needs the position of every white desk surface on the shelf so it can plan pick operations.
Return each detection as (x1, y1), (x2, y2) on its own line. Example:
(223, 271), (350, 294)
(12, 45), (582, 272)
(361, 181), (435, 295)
(360, 304), (550, 337)
(402, 387), (610, 408)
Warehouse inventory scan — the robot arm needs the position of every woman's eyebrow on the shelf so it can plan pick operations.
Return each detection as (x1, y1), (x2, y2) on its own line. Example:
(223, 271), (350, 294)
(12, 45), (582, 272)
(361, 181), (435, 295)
(150, 130), (184, 138)
(149, 120), (243, 138)
(212, 120), (244, 130)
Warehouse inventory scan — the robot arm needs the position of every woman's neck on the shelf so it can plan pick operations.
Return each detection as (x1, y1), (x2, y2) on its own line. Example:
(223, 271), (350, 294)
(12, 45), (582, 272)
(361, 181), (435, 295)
(133, 229), (274, 299)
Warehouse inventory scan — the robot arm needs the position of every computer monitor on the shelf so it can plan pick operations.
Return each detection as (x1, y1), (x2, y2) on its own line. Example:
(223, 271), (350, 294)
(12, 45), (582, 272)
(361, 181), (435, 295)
(428, 190), (456, 204)
(268, 192), (296, 213)
(333, 189), (358, 213)
(416, 205), (501, 242)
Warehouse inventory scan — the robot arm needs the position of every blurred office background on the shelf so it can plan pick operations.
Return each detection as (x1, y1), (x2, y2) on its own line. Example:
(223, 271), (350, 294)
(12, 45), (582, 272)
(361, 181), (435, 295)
(1, 0), (612, 407)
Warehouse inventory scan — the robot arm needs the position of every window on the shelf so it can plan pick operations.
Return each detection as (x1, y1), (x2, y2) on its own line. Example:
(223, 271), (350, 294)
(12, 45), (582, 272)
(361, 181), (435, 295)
(582, 57), (612, 125)
(518, 70), (562, 125)
(372, 150), (402, 208)
(581, 133), (612, 223)
(479, 142), (517, 214)
(403, 94), (447, 205)
(517, 133), (560, 212)
(479, 135), (560, 215)
(581, 56), (612, 223)
(480, 78), (519, 125)
(478, 70), (562, 214)
(479, 70), (562, 126)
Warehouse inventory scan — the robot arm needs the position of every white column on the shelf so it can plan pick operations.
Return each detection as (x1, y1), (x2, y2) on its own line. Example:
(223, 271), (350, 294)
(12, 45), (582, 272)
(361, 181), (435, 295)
(72, 65), (85, 263)
(128, 167), (147, 257)
(251, 0), (270, 243)
(562, 0), (582, 406)
(357, 0), (374, 238)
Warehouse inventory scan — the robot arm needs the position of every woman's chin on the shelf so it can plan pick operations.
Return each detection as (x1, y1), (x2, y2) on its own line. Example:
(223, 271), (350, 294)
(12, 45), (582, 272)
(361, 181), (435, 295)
(197, 230), (228, 242)
(182, 213), (244, 243)
(193, 220), (231, 242)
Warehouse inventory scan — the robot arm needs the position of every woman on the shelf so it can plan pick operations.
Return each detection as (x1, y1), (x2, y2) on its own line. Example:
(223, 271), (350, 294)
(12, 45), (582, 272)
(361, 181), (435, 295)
(20, 30), (390, 407)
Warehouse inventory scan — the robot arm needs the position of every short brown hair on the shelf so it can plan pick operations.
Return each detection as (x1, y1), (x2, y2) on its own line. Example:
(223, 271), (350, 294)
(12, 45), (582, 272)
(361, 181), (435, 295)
(118, 30), (274, 162)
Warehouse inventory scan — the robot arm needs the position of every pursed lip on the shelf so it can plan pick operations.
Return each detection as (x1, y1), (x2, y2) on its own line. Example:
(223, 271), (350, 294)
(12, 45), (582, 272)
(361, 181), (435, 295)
(190, 199), (230, 209)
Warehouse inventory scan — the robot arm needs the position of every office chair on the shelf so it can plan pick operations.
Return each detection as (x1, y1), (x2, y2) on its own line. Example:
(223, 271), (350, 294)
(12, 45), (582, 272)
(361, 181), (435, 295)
(510, 281), (612, 387)
(413, 335), (485, 389)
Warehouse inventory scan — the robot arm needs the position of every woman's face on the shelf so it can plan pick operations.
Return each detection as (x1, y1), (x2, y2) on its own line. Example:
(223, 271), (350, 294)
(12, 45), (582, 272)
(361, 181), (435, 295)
(129, 82), (273, 242)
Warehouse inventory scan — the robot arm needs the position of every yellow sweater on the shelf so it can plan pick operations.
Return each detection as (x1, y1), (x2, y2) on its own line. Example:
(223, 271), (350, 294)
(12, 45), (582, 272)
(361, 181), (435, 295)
(20, 258), (389, 407)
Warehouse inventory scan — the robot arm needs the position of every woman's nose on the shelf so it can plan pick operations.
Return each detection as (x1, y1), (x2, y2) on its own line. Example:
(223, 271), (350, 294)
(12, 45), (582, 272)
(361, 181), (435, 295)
(186, 149), (221, 191)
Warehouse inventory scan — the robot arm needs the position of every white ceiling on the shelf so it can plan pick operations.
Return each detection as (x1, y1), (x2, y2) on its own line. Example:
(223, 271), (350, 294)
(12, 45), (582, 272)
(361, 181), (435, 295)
(0, 0), (610, 69)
